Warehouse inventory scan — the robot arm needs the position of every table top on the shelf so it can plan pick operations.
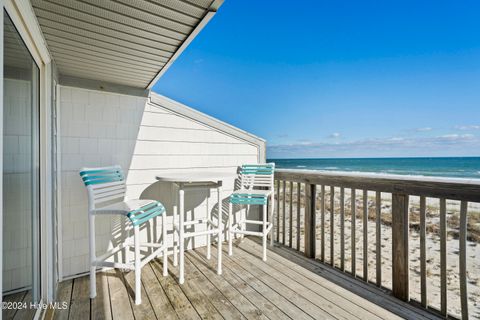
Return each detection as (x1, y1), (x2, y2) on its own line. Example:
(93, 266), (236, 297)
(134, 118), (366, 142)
(155, 171), (238, 183)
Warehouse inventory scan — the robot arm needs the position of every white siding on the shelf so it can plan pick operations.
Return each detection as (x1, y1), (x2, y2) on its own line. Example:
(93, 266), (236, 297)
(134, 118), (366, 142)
(59, 86), (261, 278)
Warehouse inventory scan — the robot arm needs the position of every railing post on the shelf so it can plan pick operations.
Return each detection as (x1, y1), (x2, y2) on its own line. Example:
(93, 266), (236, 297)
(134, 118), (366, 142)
(304, 183), (316, 258)
(392, 193), (409, 301)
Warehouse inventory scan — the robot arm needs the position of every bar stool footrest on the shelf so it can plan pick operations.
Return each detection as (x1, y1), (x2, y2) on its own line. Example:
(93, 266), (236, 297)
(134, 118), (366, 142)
(230, 222), (273, 236)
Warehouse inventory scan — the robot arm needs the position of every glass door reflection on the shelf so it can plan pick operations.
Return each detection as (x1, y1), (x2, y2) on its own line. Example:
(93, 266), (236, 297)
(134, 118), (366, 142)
(2, 10), (40, 319)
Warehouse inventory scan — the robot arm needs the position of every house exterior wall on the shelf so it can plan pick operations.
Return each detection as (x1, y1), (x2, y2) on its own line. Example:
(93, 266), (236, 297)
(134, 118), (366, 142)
(58, 86), (262, 278)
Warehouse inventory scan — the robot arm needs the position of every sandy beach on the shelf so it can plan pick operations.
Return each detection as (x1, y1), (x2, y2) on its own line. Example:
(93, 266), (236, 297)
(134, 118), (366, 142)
(277, 186), (480, 319)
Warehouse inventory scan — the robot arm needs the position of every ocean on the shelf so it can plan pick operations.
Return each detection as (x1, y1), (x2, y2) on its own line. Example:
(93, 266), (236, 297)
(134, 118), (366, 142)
(267, 157), (480, 179)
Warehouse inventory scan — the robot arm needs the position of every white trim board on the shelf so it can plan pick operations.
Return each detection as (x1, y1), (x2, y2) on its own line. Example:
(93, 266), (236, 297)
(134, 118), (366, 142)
(54, 82), (63, 283)
(59, 75), (149, 97)
(4, 0), (50, 66)
(1, 2), (5, 312)
(146, 11), (216, 89)
(146, 0), (224, 89)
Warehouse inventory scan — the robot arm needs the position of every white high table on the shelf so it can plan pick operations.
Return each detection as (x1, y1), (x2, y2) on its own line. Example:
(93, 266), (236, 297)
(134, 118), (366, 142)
(155, 171), (237, 284)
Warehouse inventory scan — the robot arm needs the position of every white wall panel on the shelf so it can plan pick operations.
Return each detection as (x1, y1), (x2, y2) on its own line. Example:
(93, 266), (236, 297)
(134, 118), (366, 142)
(59, 86), (261, 278)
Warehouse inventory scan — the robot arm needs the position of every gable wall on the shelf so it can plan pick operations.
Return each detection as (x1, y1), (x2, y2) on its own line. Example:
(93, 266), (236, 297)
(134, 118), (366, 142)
(59, 86), (262, 278)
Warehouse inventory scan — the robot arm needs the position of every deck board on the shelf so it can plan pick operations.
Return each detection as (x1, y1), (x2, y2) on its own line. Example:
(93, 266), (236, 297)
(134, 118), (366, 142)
(216, 247), (332, 320)
(181, 256), (245, 319)
(237, 238), (391, 320)
(2, 290), (27, 320)
(35, 238), (445, 320)
(249, 238), (439, 320)
(53, 280), (73, 320)
(12, 290), (36, 320)
(150, 259), (200, 319)
(220, 249), (313, 320)
(165, 258), (223, 319)
(69, 276), (90, 320)
(91, 272), (112, 320)
(122, 270), (156, 320)
(224, 244), (360, 320)
(107, 269), (134, 320)
(186, 252), (269, 320)
(189, 250), (290, 320)
(141, 264), (177, 319)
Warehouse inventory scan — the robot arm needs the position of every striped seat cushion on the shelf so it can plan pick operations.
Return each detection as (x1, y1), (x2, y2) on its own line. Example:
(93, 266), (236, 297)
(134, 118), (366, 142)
(230, 193), (268, 205)
(127, 201), (165, 227)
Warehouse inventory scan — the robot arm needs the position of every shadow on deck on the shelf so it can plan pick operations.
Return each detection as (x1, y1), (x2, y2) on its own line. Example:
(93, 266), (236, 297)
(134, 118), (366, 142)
(44, 238), (442, 320)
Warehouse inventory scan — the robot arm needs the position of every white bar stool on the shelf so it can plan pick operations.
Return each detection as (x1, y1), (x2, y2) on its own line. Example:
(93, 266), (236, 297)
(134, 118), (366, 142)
(228, 163), (275, 261)
(80, 165), (168, 305)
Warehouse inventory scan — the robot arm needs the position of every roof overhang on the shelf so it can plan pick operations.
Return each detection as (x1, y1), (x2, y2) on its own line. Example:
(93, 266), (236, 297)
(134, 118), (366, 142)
(31, 0), (223, 88)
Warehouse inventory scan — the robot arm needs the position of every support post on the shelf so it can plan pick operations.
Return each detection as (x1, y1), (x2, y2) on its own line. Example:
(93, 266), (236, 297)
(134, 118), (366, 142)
(134, 225), (141, 304)
(88, 214), (96, 298)
(304, 184), (316, 258)
(179, 187), (185, 284)
(392, 193), (409, 301)
(217, 184), (223, 275)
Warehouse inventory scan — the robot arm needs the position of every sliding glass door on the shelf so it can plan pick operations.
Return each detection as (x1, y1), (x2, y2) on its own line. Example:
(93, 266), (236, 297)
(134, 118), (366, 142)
(2, 10), (40, 316)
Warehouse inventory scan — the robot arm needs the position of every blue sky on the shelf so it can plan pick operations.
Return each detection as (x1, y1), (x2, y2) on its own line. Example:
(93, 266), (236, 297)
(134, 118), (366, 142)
(152, 0), (480, 158)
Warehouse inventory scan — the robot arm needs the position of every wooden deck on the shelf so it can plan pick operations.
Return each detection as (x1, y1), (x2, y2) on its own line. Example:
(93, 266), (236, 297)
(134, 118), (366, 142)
(2, 290), (36, 320)
(42, 238), (441, 320)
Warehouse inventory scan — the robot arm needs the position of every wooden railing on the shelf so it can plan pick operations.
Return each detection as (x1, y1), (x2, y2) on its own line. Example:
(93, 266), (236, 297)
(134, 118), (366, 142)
(272, 169), (480, 320)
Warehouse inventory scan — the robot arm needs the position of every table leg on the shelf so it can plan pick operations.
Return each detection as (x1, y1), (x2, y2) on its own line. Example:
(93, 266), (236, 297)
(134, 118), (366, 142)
(172, 185), (178, 267)
(241, 205), (249, 240)
(207, 196), (211, 260)
(228, 201), (233, 255)
(134, 225), (141, 304)
(217, 184), (223, 275)
(162, 209), (168, 276)
(263, 203), (267, 261)
(270, 192), (275, 246)
(179, 187), (185, 284)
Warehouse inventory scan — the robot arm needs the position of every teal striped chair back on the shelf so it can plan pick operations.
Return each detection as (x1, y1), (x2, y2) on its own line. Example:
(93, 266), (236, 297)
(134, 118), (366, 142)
(240, 163), (275, 190)
(80, 165), (126, 207)
(80, 166), (124, 186)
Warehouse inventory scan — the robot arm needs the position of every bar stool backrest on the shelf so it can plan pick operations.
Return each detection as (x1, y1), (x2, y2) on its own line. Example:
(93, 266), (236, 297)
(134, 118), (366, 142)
(239, 163), (275, 191)
(79, 165), (126, 211)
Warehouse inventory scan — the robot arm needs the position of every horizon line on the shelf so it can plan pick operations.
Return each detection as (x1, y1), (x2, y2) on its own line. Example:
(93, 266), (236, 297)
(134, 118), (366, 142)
(267, 155), (480, 160)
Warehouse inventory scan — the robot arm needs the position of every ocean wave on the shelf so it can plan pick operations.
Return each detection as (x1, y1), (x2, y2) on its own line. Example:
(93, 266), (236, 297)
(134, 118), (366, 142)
(272, 158), (480, 179)
(278, 168), (480, 181)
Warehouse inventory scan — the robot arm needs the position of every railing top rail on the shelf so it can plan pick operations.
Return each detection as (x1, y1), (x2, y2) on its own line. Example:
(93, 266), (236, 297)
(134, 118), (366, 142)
(275, 169), (480, 202)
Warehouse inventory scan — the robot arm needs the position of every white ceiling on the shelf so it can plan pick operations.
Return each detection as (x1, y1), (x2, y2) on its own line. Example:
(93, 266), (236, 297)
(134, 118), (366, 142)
(31, 0), (223, 88)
